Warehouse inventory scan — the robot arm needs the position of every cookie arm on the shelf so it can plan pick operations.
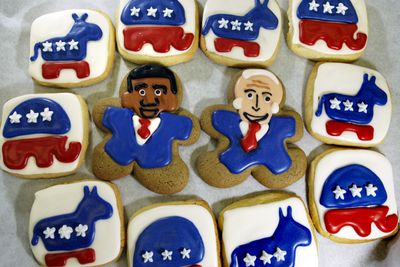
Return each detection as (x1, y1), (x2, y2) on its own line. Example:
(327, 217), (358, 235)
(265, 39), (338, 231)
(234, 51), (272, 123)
(175, 108), (200, 146)
(200, 105), (235, 139)
(92, 97), (121, 133)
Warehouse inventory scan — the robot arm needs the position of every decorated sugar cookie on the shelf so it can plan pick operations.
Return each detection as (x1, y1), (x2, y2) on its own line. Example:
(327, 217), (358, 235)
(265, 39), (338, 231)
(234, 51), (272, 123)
(219, 192), (318, 267)
(196, 69), (306, 189)
(92, 64), (200, 194)
(29, 10), (115, 88)
(0, 93), (89, 178)
(116, 0), (199, 66)
(29, 180), (124, 267)
(308, 149), (398, 243)
(127, 200), (221, 266)
(288, 0), (368, 61)
(304, 63), (392, 147)
(201, 0), (282, 67)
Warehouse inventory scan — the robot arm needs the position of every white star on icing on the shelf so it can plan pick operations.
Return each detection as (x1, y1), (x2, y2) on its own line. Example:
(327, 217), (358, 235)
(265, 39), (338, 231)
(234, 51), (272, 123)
(260, 250), (273, 265)
(309, 0), (320, 12)
(142, 251), (154, 263)
(244, 21), (254, 31)
(26, 109), (39, 123)
(218, 18), (229, 29)
(365, 183), (378, 197)
(330, 97), (341, 110)
(333, 185), (346, 200)
(75, 224), (88, 237)
(243, 253), (256, 267)
(43, 227), (56, 239)
(349, 184), (362, 198)
(336, 3), (348, 15)
(323, 1), (335, 14)
(40, 107), (53, 122)
(161, 250), (173, 261)
(180, 248), (191, 259)
(68, 39), (79, 50)
(130, 7), (140, 17)
(42, 41), (53, 52)
(55, 40), (66, 52)
(9, 111), (22, 124)
(273, 247), (287, 262)
(343, 99), (354, 111)
(231, 19), (241, 31)
(58, 225), (73, 239)
(358, 102), (368, 113)
(147, 7), (158, 17)
(163, 8), (174, 18)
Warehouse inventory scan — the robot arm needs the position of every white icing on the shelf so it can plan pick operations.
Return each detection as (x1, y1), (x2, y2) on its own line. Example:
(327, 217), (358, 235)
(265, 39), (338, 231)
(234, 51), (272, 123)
(180, 248), (191, 259)
(29, 181), (122, 267)
(127, 204), (219, 267)
(310, 63), (392, 145)
(290, 0), (368, 55)
(142, 251), (154, 263)
(58, 225), (73, 239)
(273, 247), (287, 261)
(260, 250), (273, 264)
(222, 197), (318, 267)
(202, 0), (282, 62)
(40, 107), (53, 122)
(239, 121), (269, 141)
(75, 224), (88, 237)
(243, 253), (256, 266)
(313, 149), (398, 240)
(161, 250), (173, 261)
(241, 69), (280, 85)
(0, 93), (87, 176)
(332, 185), (346, 200)
(26, 109), (39, 123)
(29, 10), (112, 84)
(132, 115), (161, 145)
(9, 111), (22, 124)
(116, 0), (197, 57)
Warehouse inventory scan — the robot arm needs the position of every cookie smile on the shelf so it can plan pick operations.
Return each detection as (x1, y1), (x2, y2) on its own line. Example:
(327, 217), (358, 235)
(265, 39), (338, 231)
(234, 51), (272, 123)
(243, 112), (269, 122)
(139, 107), (159, 118)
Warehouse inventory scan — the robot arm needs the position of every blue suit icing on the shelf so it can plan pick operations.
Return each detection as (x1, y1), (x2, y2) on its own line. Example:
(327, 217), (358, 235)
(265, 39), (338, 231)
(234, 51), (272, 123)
(102, 107), (192, 168)
(133, 216), (204, 267)
(212, 110), (295, 174)
(3, 98), (71, 138)
(297, 0), (358, 24)
(320, 164), (387, 208)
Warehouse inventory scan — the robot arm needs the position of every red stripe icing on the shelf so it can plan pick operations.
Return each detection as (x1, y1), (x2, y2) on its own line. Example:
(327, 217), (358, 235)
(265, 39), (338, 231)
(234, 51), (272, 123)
(45, 248), (95, 267)
(214, 37), (260, 57)
(42, 61), (90, 79)
(325, 120), (374, 141)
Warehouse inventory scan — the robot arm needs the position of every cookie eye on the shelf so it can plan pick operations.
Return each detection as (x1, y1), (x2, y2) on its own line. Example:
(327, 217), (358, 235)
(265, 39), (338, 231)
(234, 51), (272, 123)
(139, 89), (146, 96)
(264, 96), (271, 103)
(246, 92), (254, 99)
(154, 89), (162, 96)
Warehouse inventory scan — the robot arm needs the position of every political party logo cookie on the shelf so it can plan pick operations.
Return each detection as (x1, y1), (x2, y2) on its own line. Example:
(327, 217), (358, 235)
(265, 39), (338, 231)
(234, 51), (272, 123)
(308, 149), (398, 243)
(29, 10), (115, 88)
(0, 93), (89, 178)
(29, 180), (124, 267)
(304, 63), (392, 147)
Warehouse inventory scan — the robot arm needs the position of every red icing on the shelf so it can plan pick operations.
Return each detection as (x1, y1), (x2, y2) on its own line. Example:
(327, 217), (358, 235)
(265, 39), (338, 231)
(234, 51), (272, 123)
(42, 61), (90, 79)
(299, 20), (367, 51)
(325, 120), (374, 141)
(214, 37), (260, 57)
(123, 26), (194, 53)
(324, 206), (398, 237)
(2, 136), (82, 169)
(45, 248), (95, 267)
(240, 122), (261, 153)
(137, 118), (151, 139)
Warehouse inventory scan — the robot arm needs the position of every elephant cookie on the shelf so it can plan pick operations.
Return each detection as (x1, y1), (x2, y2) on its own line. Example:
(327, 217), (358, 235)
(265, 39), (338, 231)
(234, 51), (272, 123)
(201, 0), (282, 67)
(116, 0), (199, 66)
(308, 149), (398, 243)
(196, 69), (306, 189)
(288, 0), (368, 61)
(219, 192), (318, 267)
(92, 64), (200, 194)
(304, 63), (392, 147)
(29, 10), (115, 88)
(0, 93), (89, 178)
(29, 180), (124, 267)
(127, 200), (221, 267)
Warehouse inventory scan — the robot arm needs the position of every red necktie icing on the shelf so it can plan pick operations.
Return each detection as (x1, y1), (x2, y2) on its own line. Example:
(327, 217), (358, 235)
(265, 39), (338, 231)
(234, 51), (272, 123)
(137, 118), (151, 139)
(240, 122), (261, 153)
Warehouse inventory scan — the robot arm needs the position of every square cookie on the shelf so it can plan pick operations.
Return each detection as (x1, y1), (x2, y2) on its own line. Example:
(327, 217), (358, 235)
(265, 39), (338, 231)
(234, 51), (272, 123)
(219, 193), (318, 267)
(127, 200), (221, 267)
(0, 93), (89, 178)
(201, 0), (282, 67)
(288, 0), (368, 61)
(308, 149), (398, 243)
(305, 63), (392, 147)
(29, 180), (124, 267)
(29, 10), (115, 88)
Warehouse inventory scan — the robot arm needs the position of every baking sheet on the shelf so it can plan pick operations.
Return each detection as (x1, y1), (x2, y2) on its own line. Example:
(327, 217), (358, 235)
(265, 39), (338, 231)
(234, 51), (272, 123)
(0, 0), (399, 266)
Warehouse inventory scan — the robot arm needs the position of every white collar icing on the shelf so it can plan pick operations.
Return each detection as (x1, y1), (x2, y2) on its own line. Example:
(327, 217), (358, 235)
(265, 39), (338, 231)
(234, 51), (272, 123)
(132, 115), (161, 145)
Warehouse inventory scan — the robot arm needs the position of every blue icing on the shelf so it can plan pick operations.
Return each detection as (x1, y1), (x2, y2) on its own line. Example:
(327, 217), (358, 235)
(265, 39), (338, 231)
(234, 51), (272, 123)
(320, 164), (387, 208)
(133, 216), (204, 267)
(202, 0), (278, 41)
(297, 0), (358, 24)
(3, 98), (71, 138)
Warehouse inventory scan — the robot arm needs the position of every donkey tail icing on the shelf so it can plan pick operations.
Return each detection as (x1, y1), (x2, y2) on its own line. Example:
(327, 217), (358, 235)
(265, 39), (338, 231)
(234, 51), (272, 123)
(201, 17), (213, 36)
(30, 43), (41, 62)
(315, 95), (326, 117)
(230, 249), (239, 267)
(31, 233), (39, 246)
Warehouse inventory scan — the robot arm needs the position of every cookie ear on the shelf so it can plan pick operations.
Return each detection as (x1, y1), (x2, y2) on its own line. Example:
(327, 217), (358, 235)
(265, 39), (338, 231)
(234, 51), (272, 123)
(233, 98), (243, 110)
(272, 102), (279, 114)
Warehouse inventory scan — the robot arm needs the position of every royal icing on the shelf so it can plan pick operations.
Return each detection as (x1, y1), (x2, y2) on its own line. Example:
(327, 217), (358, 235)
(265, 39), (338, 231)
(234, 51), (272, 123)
(29, 10), (113, 85)
(29, 181), (123, 267)
(309, 63), (392, 146)
(201, 0), (282, 63)
(312, 149), (398, 240)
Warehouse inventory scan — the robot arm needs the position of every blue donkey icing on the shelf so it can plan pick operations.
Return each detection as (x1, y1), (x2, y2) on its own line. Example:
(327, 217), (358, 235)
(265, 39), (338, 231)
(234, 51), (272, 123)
(30, 13), (103, 62)
(202, 0), (278, 41)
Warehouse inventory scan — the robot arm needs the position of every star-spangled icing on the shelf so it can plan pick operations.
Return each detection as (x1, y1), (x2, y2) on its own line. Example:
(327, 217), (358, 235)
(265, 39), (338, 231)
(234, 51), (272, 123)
(336, 3), (348, 15)
(218, 18), (229, 29)
(58, 225), (73, 239)
(142, 251), (154, 263)
(26, 109), (39, 123)
(130, 7), (141, 17)
(43, 227), (56, 239)
(309, 0), (320, 12)
(358, 102), (368, 113)
(55, 40), (66, 52)
(243, 253), (256, 267)
(343, 99), (354, 111)
(40, 107), (53, 122)
(330, 97), (341, 110)
(42, 41), (53, 52)
(333, 185), (346, 200)
(68, 39), (79, 50)
(365, 183), (378, 197)
(231, 20), (241, 31)
(349, 184), (362, 198)
(273, 247), (287, 262)
(161, 250), (173, 261)
(9, 111), (22, 124)
(75, 224), (88, 237)
(180, 248), (191, 259)
(244, 21), (254, 31)
(323, 1), (335, 14)
(260, 250), (273, 264)
(162, 8), (174, 18)
(147, 6), (158, 17)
